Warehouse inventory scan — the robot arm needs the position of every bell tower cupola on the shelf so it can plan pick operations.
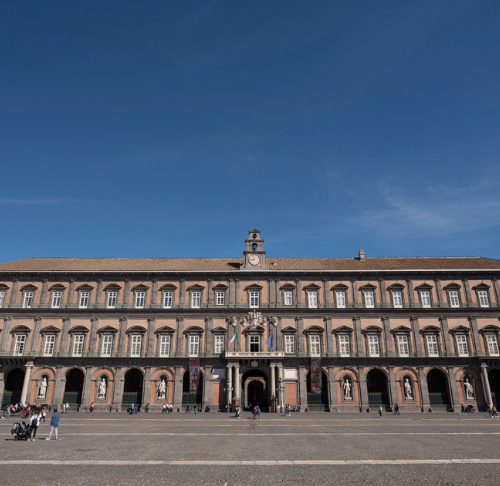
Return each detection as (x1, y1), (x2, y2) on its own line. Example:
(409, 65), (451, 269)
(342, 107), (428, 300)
(243, 229), (268, 270)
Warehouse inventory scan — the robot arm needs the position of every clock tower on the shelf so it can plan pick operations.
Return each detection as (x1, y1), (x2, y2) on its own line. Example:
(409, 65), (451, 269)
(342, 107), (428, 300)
(243, 229), (268, 270)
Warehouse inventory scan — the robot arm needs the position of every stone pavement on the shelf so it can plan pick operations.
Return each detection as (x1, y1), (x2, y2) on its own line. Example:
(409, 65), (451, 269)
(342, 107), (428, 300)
(1, 411), (500, 485)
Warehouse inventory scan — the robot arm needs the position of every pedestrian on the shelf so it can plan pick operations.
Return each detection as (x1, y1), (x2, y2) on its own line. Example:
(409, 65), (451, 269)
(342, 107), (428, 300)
(66, 402), (70, 413)
(460, 404), (466, 415)
(393, 403), (399, 415)
(493, 405), (498, 418)
(145, 403), (150, 413)
(378, 405), (383, 417)
(194, 403), (197, 414)
(45, 408), (60, 441)
(252, 406), (257, 420)
(134, 404), (138, 415)
(28, 411), (41, 441)
(89, 402), (94, 413)
(131, 403), (135, 415)
(256, 405), (261, 420)
(186, 403), (190, 414)
(169, 404), (173, 413)
(162, 403), (167, 414)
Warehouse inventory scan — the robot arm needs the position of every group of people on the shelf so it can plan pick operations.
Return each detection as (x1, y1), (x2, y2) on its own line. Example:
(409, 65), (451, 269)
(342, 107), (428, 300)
(487, 404), (499, 417)
(62, 403), (71, 414)
(252, 405), (261, 419)
(185, 403), (203, 413)
(25, 407), (60, 441)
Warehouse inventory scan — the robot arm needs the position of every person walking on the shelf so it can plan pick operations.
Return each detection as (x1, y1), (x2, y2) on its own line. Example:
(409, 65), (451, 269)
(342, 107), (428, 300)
(378, 405), (383, 418)
(41, 407), (46, 423)
(186, 403), (190, 414)
(162, 403), (167, 414)
(460, 404), (466, 415)
(256, 405), (261, 420)
(393, 403), (399, 415)
(89, 402), (94, 413)
(45, 408), (60, 441)
(194, 403), (197, 414)
(145, 403), (150, 413)
(28, 411), (41, 441)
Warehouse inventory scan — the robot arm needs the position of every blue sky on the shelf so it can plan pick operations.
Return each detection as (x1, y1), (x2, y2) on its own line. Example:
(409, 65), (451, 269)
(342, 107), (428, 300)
(1, 1), (500, 261)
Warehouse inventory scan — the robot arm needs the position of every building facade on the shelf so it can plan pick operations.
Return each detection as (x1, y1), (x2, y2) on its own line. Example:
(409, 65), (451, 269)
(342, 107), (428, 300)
(1, 230), (500, 413)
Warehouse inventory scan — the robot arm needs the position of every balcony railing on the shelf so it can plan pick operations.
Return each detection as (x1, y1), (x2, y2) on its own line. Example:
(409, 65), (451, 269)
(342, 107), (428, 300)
(225, 351), (285, 358)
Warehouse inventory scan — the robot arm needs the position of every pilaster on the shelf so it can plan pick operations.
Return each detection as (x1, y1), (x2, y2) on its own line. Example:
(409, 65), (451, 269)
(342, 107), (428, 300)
(20, 361), (33, 405)
(447, 366), (461, 411)
(30, 317), (43, 354)
(95, 280), (103, 305)
(387, 366), (398, 407)
(82, 366), (94, 408)
(406, 279), (415, 307)
(295, 280), (302, 306)
(117, 316), (128, 356)
(358, 366), (369, 411)
(176, 317), (184, 356)
(0, 317), (13, 352)
(379, 279), (387, 307)
(276, 317), (282, 352)
(9, 280), (19, 305)
(439, 316), (453, 356)
(353, 317), (364, 356)
(179, 280), (186, 306)
(492, 279), (500, 307)
(298, 365), (307, 410)
(67, 279), (76, 306)
(52, 365), (65, 407)
(123, 280), (131, 306)
(89, 317), (99, 354)
(328, 365), (337, 411)
(323, 279), (329, 308)
(410, 317), (423, 356)
(417, 366), (431, 412)
(382, 316), (393, 356)
(324, 317), (334, 356)
(481, 364), (493, 407)
(151, 279), (158, 305)
(296, 317), (304, 354)
(463, 278), (472, 307)
(59, 317), (71, 355)
(143, 366), (152, 406)
(351, 279), (359, 307)
(434, 278), (444, 307)
(147, 317), (156, 355)
(112, 366), (124, 410)
(468, 316), (481, 355)
(40, 279), (49, 305)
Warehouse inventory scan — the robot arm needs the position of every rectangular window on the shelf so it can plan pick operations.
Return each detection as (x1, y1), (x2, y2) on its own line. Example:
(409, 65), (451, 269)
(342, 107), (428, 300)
(107, 291), (118, 308)
(426, 335), (439, 356)
(284, 291), (293, 306)
(189, 335), (200, 357)
(135, 291), (145, 308)
(309, 335), (321, 357)
(191, 291), (201, 308)
(339, 335), (350, 357)
(79, 291), (90, 308)
(23, 291), (34, 309)
(335, 291), (346, 308)
(215, 335), (224, 353)
(131, 335), (142, 357)
(478, 290), (489, 308)
(14, 335), (26, 356)
(249, 292), (260, 308)
(368, 335), (380, 357)
(0, 291), (5, 308)
(456, 335), (469, 356)
(72, 335), (85, 357)
(420, 290), (431, 308)
(308, 292), (318, 308)
(364, 291), (375, 308)
(397, 335), (410, 357)
(486, 335), (499, 356)
(285, 335), (295, 354)
(392, 291), (403, 308)
(163, 291), (173, 308)
(43, 335), (56, 356)
(216, 291), (225, 306)
(249, 335), (260, 352)
(449, 290), (460, 308)
(159, 335), (170, 357)
(51, 291), (63, 308)
(101, 335), (113, 357)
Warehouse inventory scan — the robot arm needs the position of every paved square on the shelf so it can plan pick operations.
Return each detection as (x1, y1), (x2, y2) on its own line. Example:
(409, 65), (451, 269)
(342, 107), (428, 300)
(2, 411), (500, 485)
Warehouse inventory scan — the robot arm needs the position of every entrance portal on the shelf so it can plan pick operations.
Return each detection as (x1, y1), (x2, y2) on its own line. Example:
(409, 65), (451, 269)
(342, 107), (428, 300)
(182, 370), (203, 405)
(247, 380), (264, 406)
(367, 369), (390, 408)
(1, 368), (24, 408)
(489, 369), (500, 408)
(427, 369), (451, 408)
(241, 369), (268, 412)
(122, 368), (143, 407)
(63, 368), (84, 407)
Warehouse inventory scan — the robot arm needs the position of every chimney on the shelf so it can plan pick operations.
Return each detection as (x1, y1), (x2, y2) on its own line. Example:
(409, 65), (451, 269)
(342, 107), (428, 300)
(358, 249), (365, 261)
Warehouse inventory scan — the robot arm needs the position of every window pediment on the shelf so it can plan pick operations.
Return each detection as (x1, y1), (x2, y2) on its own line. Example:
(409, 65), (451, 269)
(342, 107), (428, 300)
(0, 284), (9, 290)
(472, 283), (491, 291)
(420, 325), (440, 334)
(359, 284), (377, 291)
(213, 284), (228, 291)
(333, 325), (353, 334)
(280, 284), (296, 291)
(244, 284), (263, 291)
(97, 325), (118, 334)
(21, 284), (38, 291)
(387, 283), (405, 290)
(160, 284), (177, 291)
(449, 325), (470, 334)
(331, 284), (348, 291)
(361, 325), (382, 334)
(390, 325), (411, 335)
(126, 325), (146, 334)
(243, 325), (265, 334)
(104, 284), (122, 291)
(211, 326), (227, 334)
(155, 326), (175, 335)
(132, 284), (149, 292)
(303, 284), (321, 291)
(443, 283), (461, 290)
(304, 325), (324, 334)
(76, 284), (94, 291)
(479, 325), (500, 335)
(187, 284), (205, 291)
(40, 325), (61, 334)
(69, 326), (89, 334)
(281, 326), (297, 334)
(48, 284), (66, 291)
(11, 325), (31, 334)
(415, 283), (433, 290)
(183, 326), (204, 335)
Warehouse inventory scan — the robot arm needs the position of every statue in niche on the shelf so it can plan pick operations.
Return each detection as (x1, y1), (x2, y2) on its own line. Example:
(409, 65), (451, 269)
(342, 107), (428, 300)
(157, 379), (167, 400)
(464, 378), (474, 400)
(404, 378), (413, 400)
(98, 378), (107, 399)
(38, 377), (48, 399)
(343, 378), (352, 399)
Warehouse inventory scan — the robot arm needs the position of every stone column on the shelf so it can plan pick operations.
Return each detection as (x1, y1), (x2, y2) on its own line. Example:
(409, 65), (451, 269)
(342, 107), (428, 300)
(226, 364), (233, 409)
(81, 366), (94, 409)
(40, 280), (49, 305)
(481, 363), (493, 407)
(325, 317), (334, 356)
(176, 317), (184, 356)
(59, 317), (71, 355)
(381, 316), (393, 356)
(117, 316), (128, 356)
(95, 280), (103, 305)
(67, 279), (76, 306)
(277, 365), (284, 411)
(353, 317), (364, 356)
(52, 365), (65, 408)
(492, 279), (500, 307)
(143, 367), (152, 407)
(351, 279), (359, 307)
(9, 280), (19, 305)
(30, 317), (43, 354)
(89, 317), (99, 354)
(20, 361), (34, 405)
(274, 280), (280, 308)
(379, 279), (387, 307)
(358, 366), (369, 412)
(446, 366), (461, 411)
(298, 365), (307, 411)
(0, 317), (13, 351)
(417, 366), (431, 412)
(151, 280), (158, 306)
(276, 318), (282, 352)
(268, 279), (273, 307)
(0, 369), (5, 405)
(387, 366), (398, 407)
(270, 364), (276, 408)
(112, 366), (124, 411)
(179, 280), (186, 307)
(235, 280), (241, 307)
(439, 317), (453, 356)
(406, 279), (415, 307)
(410, 317), (423, 356)
(296, 317), (304, 354)
(147, 317), (156, 356)
(234, 364), (241, 402)
(468, 316), (480, 355)
(328, 365), (337, 411)
(434, 278), (444, 307)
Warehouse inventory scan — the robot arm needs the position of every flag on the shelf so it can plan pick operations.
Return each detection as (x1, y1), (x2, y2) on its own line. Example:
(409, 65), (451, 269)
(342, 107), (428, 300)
(266, 330), (274, 351)
(228, 330), (237, 347)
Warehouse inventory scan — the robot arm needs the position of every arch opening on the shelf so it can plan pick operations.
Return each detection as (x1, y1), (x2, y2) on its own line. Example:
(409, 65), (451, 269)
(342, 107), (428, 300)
(241, 369), (268, 412)
(367, 369), (389, 407)
(488, 369), (500, 408)
(427, 369), (451, 407)
(122, 368), (143, 407)
(63, 368), (84, 407)
(182, 370), (203, 405)
(1, 368), (24, 408)
(306, 370), (329, 410)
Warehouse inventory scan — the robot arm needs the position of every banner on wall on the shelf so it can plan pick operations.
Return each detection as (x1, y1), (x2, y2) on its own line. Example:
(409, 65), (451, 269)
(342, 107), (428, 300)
(189, 357), (201, 394)
(310, 358), (322, 394)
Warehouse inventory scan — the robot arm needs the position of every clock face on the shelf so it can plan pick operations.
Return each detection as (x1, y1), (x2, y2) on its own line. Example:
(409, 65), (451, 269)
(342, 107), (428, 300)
(248, 254), (260, 266)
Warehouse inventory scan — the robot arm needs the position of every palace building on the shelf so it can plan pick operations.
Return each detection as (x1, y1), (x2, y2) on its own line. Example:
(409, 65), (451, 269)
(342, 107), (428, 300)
(1, 229), (500, 413)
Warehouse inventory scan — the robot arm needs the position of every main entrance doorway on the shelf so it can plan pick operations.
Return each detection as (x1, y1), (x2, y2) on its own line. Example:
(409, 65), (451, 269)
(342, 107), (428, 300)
(241, 369), (268, 412)
(367, 369), (390, 408)
(63, 368), (84, 407)
(1, 368), (24, 408)
(489, 369), (500, 408)
(122, 368), (143, 407)
(427, 369), (451, 409)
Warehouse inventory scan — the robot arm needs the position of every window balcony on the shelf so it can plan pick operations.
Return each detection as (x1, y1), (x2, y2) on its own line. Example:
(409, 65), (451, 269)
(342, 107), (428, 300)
(225, 351), (284, 358)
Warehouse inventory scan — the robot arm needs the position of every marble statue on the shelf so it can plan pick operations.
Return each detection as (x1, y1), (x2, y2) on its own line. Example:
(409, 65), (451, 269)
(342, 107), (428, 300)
(343, 378), (352, 399)
(157, 379), (167, 399)
(464, 378), (474, 399)
(38, 377), (48, 398)
(404, 378), (413, 400)
(98, 378), (107, 399)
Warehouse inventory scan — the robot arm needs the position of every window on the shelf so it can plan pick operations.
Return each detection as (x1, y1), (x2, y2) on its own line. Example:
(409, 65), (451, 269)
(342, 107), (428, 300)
(215, 335), (224, 353)
(107, 291), (118, 308)
(131, 335), (142, 357)
(420, 290), (431, 308)
(189, 335), (200, 356)
(135, 291), (145, 308)
(486, 335), (499, 356)
(79, 291), (90, 308)
(101, 335), (113, 357)
(396, 335), (410, 357)
(284, 291), (293, 306)
(191, 291), (201, 308)
(43, 335), (56, 356)
(14, 335), (26, 355)
(307, 291), (318, 308)
(216, 291), (225, 306)
(0, 291), (5, 308)
(455, 335), (469, 356)
(449, 290), (460, 308)
(309, 335), (321, 357)
(426, 335), (439, 356)
(23, 291), (34, 308)
(368, 335), (380, 357)
(478, 290), (489, 308)
(249, 335), (260, 352)
(364, 291), (375, 308)
(392, 291), (403, 308)
(249, 291), (260, 308)
(339, 335), (350, 357)
(51, 291), (63, 308)
(285, 335), (295, 353)
(159, 335), (170, 357)
(335, 291), (346, 308)
(163, 291), (173, 308)
(72, 335), (85, 357)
